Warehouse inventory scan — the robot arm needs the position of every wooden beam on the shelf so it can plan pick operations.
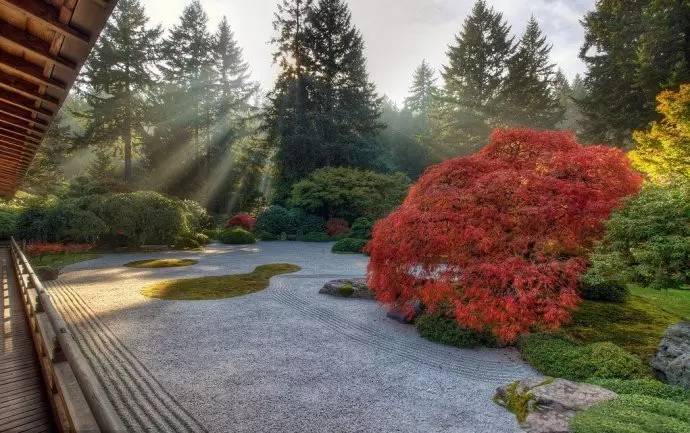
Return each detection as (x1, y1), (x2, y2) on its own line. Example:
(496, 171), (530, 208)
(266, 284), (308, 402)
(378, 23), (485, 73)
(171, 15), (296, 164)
(0, 158), (24, 172)
(0, 101), (49, 126)
(0, 21), (77, 71)
(0, 50), (67, 92)
(0, 139), (36, 159)
(0, 114), (45, 136)
(0, 147), (32, 164)
(0, 0), (91, 44)
(0, 131), (35, 147)
(0, 71), (60, 106)
(0, 125), (41, 143)
(0, 88), (54, 118)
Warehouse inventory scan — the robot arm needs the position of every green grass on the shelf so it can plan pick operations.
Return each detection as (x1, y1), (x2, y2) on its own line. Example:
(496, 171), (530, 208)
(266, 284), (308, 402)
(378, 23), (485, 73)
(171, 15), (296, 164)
(561, 296), (682, 362)
(124, 258), (198, 268)
(141, 263), (301, 300)
(570, 395), (690, 433)
(30, 253), (101, 269)
(629, 286), (690, 320)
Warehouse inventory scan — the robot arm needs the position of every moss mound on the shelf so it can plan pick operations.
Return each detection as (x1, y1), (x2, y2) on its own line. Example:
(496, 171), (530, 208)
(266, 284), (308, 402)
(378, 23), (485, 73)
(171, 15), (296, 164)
(141, 263), (301, 300)
(125, 258), (198, 268)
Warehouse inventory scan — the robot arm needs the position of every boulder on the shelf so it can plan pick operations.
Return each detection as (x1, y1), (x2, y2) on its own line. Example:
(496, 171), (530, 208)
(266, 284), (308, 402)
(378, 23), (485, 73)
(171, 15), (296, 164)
(35, 266), (59, 281)
(319, 278), (373, 299)
(651, 322), (690, 389)
(386, 299), (423, 324)
(495, 378), (617, 433)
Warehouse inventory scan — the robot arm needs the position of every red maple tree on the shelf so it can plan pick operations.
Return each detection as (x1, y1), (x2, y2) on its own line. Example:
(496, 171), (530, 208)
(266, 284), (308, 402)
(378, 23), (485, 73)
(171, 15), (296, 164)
(226, 213), (256, 231)
(367, 129), (642, 343)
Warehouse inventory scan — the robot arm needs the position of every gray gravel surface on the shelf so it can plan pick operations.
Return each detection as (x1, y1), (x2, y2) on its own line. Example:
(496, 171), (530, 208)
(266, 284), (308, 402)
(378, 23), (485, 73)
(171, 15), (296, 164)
(48, 242), (534, 433)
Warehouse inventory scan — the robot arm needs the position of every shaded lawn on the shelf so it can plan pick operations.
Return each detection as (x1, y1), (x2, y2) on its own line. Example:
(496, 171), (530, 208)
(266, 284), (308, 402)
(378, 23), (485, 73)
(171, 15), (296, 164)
(30, 252), (101, 269)
(629, 286), (690, 321)
(141, 263), (301, 300)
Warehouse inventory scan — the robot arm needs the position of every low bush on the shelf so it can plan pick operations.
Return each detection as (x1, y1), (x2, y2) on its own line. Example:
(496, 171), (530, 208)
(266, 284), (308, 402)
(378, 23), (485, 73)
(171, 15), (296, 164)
(416, 314), (497, 348)
(519, 333), (647, 381)
(570, 395), (690, 433)
(350, 217), (374, 239)
(172, 235), (200, 250)
(255, 231), (280, 241)
(298, 232), (331, 242)
(26, 243), (93, 256)
(587, 378), (690, 403)
(326, 218), (350, 237)
(219, 228), (256, 245)
(194, 233), (210, 245)
(332, 238), (367, 254)
(226, 212), (256, 231)
(254, 205), (325, 236)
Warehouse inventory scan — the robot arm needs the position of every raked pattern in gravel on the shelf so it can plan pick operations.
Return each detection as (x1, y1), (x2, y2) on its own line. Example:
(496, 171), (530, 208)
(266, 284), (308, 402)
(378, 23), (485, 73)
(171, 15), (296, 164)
(47, 242), (535, 433)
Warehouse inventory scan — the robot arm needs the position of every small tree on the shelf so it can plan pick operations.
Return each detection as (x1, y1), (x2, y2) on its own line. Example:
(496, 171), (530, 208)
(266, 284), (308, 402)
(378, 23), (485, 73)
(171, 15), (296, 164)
(630, 84), (690, 183)
(367, 129), (642, 343)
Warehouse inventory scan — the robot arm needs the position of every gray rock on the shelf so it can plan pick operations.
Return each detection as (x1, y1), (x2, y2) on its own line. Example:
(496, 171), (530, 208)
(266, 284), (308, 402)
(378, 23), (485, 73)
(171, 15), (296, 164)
(386, 299), (423, 324)
(319, 278), (373, 299)
(495, 378), (617, 433)
(651, 322), (690, 389)
(35, 265), (59, 281)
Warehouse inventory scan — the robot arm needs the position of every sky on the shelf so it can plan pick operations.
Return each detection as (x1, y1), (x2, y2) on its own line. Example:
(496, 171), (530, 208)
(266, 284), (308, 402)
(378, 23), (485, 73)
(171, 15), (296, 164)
(142, 0), (595, 105)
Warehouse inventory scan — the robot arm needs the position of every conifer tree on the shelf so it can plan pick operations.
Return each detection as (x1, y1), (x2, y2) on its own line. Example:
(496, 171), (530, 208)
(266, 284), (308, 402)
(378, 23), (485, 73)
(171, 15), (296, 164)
(436, 0), (514, 152)
(404, 60), (438, 116)
(82, 0), (161, 182)
(500, 17), (562, 128)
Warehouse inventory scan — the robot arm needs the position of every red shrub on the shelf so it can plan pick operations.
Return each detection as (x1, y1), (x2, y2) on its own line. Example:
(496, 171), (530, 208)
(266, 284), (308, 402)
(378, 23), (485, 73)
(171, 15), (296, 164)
(367, 128), (642, 343)
(326, 218), (350, 237)
(226, 213), (256, 231)
(26, 243), (94, 256)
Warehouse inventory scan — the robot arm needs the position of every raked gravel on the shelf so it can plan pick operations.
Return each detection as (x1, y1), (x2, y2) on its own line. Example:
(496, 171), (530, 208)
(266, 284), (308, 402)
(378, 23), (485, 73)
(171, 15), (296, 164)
(48, 241), (535, 433)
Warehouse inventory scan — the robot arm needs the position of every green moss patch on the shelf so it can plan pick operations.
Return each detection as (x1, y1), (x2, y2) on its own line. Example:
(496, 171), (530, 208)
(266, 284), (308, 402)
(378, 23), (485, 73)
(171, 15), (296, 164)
(125, 258), (198, 268)
(141, 263), (301, 300)
(629, 286), (690, 321)
(587, 378), (690, 403)
(562, 296), (682, 362)
(570, 395), (690, 433)
(31, 253), (101, 269)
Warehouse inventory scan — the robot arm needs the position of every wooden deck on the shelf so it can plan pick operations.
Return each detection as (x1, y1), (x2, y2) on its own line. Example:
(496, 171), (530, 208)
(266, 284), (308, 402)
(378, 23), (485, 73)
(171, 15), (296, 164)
(0, 246), (55, 433)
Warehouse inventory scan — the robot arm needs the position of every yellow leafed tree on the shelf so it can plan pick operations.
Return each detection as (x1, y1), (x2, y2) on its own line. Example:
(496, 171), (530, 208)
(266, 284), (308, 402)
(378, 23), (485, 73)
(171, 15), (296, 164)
(630, 84), (690, 183)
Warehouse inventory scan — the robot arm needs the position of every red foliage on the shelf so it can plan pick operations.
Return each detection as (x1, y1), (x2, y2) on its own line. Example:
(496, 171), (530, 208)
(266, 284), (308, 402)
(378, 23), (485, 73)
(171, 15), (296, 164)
(367, 129), (642, 343)
(326, 218), (350, 237)
(26, 243), (94, 256)
(226, 213), (256, 231)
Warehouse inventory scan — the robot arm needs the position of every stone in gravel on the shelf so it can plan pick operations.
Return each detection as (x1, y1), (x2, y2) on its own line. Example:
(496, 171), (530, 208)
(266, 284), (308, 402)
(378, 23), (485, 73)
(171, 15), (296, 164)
(495, 378), (617, 433)
(35, 266), (59, 281)
(651, 322), (690, 389)
(386, 299), (423, 324)
(319, 278), (373, 299)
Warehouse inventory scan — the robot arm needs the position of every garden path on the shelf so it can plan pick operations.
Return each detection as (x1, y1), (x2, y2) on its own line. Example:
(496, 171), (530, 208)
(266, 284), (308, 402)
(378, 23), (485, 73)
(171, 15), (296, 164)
(48, 242), (534, 433)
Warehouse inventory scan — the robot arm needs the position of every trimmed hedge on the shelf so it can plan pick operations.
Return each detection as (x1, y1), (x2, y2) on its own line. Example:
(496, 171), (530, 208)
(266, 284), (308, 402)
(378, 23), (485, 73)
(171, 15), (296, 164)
(519, 333), (647, 381)
(254, 205), (325, 237)
(416, 314), (497, 348)
(587, 378), (690, 403)
(570, 395), (690, 433)
(332, 238), (367, 253)
(219, 228), (256, 245)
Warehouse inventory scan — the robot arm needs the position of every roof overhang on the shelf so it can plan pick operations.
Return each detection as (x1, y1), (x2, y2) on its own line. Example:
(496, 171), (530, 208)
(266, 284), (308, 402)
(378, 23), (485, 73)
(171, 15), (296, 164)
(0, 0), (118, 198)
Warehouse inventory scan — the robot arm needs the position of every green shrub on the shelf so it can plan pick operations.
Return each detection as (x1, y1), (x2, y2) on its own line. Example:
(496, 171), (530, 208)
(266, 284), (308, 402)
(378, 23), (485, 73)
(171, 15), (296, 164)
(288, 167), (409, 220)
(519, 333), (647, 381)
(292, 209), (326, 234)
(194, 233), (210, 245)
(417, 314), (497, 348)
(332, 237), (367, 253)
(255, 231), (280, 241)
(202, 228), (222, 240)
(177, 199), (212, 233)
(298, 232), (331, 242)
(570, 395), (690, 433)
(350, 217), (374, 239)
(0, 208), (19, 240)
(587, 378), (690, 403)
(587, 183), (690, 290)
(219, 228), (256, 245)
(172, 235), (200, 250)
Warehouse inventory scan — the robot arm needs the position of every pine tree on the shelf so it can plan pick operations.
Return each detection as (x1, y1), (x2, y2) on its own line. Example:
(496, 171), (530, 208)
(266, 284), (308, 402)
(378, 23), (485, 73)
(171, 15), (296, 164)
(499, 17), (562, 128)
(23, 112), (73, 195)
(82, 0), (161, 182)
(436, 0), (514, 152)
(404, 60), (437, 116)
(553, 71), (586, 135)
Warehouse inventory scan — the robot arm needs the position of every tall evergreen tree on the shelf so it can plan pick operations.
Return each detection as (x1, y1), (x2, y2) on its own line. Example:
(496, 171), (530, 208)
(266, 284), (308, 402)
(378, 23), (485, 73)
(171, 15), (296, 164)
(435, 0), (514, 153)
(82, 0), (161, 182)
(553, 71), (586, 135)
(404, 60), (438, 116)
(500, 17), (563, 128)
(266, 0), (383, 200)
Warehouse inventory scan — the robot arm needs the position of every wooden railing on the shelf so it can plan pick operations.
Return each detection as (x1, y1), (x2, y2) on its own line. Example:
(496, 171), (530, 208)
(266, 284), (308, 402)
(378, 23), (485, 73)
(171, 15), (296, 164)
(9, 237), (126, 433)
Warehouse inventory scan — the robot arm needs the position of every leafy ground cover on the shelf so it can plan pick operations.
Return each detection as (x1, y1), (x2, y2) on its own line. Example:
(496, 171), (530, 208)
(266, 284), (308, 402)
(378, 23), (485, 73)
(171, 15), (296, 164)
(124, 259), (198, 268)
(30, 252), (101, 269)
(140, 263), (301, 300)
